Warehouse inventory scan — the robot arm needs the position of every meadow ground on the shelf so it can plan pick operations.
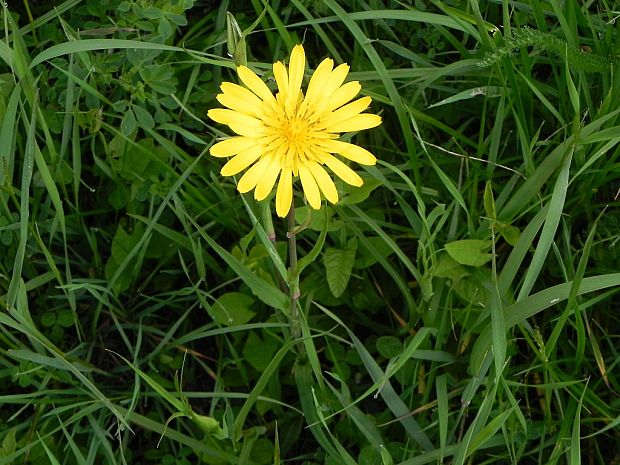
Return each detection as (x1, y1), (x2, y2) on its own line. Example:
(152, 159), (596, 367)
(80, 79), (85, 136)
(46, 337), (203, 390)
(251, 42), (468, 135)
(1, 1), (620, 464)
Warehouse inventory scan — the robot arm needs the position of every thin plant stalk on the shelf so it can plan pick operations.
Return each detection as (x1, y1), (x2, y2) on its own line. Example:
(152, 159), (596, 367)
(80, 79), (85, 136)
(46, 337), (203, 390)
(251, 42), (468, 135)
(286, 200), (301, 342)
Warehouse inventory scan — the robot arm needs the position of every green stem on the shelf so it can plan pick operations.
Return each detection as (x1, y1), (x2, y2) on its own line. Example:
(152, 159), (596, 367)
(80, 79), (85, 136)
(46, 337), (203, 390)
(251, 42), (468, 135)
(287, 200), (301, 341)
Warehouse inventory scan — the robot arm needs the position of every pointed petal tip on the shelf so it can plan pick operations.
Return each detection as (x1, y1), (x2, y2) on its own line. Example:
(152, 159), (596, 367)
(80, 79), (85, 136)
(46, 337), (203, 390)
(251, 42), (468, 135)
(291, 44), (306, 61)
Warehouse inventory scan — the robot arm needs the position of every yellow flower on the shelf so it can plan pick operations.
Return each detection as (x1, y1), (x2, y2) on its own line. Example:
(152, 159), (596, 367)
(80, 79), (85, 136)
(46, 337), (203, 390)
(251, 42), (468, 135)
(208, 44), (381, 218)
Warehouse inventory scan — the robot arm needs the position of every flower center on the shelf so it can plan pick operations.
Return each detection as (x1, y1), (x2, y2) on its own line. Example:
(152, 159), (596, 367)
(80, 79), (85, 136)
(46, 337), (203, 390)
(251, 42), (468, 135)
(281, 117), (309, 146)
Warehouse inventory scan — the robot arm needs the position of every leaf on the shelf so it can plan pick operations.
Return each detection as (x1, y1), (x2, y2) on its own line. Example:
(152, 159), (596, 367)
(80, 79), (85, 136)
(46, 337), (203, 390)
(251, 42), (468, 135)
(132, 104), (155, 130)
(295, 206), (342, 232)
(380, 445), (394, 465)
(207, 292), (255, 327)
(341, 177), (383, 205)
(110, 223), (144, 262)
(0, 428), (16, 459)
(428, 86), (503, 109)
(243, 331), (278, 371)
(354, 236), (395, 269)
(445, 239), (493, 267)
(139, 64), (177, 95)
(111, 351), (186, 413)
(433, 253), (469, 280)
(498, 223), (521, 246)
(105, 223), (144, 294)
(120, 107), (136, 136)
(323, 240), (357, 298)
(56, 309), (74, 328)
(376, 336), (402, 358)
(483, 181), (496, 220)
(194, 223), (289, 311)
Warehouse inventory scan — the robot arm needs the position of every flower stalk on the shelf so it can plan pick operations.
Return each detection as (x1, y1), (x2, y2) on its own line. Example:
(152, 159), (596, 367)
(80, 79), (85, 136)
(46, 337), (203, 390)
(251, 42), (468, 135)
(286, 200), (301, 341)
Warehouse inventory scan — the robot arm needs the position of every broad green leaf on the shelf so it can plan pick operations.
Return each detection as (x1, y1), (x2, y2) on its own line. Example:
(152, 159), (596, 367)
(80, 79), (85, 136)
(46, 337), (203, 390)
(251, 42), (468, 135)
(132, 104), (155, 130)
(483, 182), (496, 220)
(208, 292), (255, 327)
(0, 428), (16, 459)
(433, 253), (468, 280)
(105, 223), (144, 294)
(243, 331), (279, 371)
(445, 239), (493, 267)
(110, 224), (144, 261)
(354, 236), (396, 269)
(56, 309), (74, 328)
(295, 206), (342, 232)
(498, 223), (521, 246)
(323, 240), (357, 298)
(120, 107), (136, 135)
(376, 336), (402, 358)
(341, 178), (384, 205)
(380, 445), (394, 465)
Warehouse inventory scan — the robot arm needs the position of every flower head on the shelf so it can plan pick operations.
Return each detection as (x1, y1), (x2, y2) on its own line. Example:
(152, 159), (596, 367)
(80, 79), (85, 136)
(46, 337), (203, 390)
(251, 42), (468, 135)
(208, 44), (381, 217)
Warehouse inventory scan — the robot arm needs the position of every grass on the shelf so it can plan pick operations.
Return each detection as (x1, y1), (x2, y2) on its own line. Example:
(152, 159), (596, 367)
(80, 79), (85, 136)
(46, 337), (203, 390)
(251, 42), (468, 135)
(2, 0), (620, 464)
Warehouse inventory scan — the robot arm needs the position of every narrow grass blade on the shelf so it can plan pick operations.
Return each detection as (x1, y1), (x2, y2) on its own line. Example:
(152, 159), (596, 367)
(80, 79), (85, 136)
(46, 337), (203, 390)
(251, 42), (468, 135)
(7, 91), (37, 308)
(232, 339), (296, 442)
(436, 374), (448, 462)
(0, 83), (20, 187)
(453, 382), (498, 465)
(30, 39), (189, 68)
(547, 210), (602, 357)
(294, 363), (345, 462)
(470, 273), (620, 373)
(192, 220), (289, 312)
(323, 0), (419, 183)
(317, 303), (434, 451)
(517, 149), (572, 300)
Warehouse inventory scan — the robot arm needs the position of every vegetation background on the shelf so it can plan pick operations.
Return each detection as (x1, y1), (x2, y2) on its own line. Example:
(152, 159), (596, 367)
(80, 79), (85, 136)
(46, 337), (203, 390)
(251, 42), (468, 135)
(1, 0), (620, 464)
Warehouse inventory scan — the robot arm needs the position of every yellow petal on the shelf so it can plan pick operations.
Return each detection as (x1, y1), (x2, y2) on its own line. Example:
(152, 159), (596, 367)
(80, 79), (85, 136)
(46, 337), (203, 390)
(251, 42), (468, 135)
(304, 58), (334, 105)
(237, 66), (276, 104)
(327, 114), (382, 133)
(275, 170), (293, 217)
(210, 108), (265, 137)
(316, 140), (377, 165)
(308, 63), (351, 117)
(220, 82), (263, 107)
(273, 61), (289, 101)
(287, 44), (305, 108)
(322, 154), (363, 186)
(307, 161), (338, 204)
(325, 81), (361, 112)
(220, 145), (263, 176)
(323, 63), (350, 97)
(237, 154), (273, 193)
(318, 96), (372, 130)
(299, 163), (321, 209)
(216, 93), (262, 118)
(254, 156), (281, 201)
(210, 137), (256, 157)
(207, 108), (236, 125)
